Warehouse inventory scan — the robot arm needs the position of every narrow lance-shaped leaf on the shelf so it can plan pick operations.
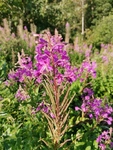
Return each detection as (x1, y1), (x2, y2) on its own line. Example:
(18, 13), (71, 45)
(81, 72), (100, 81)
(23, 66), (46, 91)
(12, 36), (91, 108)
(58, 81), (68, 96)
(60, 86), (71, 109)
(43, 81), (56, 114)
(60, 111), (69, 128)
(62, 93), (76, 114)
(60, 92), (76, 115)
(60, 124), (68, 138)
(42, 111), (55, 138)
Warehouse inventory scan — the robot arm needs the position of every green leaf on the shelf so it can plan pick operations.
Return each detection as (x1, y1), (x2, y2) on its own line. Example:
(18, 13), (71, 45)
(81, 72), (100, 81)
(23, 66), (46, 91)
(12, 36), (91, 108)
(85, 146), (91, 150)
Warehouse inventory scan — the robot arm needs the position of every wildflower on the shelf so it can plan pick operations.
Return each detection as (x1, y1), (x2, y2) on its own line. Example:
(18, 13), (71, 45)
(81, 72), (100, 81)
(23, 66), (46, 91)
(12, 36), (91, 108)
(34, 32), (78, 84)
(36, 102), (55, 119)
(80, 61), (97, 78)
(75, 88), (113, 125)
(4, 80), (10, 87)
(15, 85), (30, 101)
(96, 128), (113, 150)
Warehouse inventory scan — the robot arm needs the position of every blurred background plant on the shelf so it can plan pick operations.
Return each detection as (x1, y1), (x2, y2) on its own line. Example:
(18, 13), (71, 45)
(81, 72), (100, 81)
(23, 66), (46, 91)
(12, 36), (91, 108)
(1, 0), (113, 43)
(0, 18), (36, 81)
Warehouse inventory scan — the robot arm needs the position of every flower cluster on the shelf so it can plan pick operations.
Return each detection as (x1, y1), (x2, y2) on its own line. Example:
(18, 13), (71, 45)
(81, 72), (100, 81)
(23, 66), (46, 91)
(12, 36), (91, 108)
(8, 32), (79, 86)
(96, 128), (113, 150)
(8, 31), (97, 88)
(8, 50), (33, 83)
(75, 88), (113, 125)
(33, 101), (55, 119)
(74, 38), (92, 57)
(33, 33), (78, 84)
(79, 61), (97, 79)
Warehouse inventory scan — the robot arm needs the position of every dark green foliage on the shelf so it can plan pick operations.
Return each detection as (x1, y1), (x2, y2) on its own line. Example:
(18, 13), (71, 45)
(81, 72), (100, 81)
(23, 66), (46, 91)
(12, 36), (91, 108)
(86, 15), (113, 47)
(1, 0), (113, 42)
(86, 0), (113, 28)
(0, 0), (82, 39)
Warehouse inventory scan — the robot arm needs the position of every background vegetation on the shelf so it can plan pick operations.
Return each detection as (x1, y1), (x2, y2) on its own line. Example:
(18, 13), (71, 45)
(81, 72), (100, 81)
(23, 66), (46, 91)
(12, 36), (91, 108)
(1, 0), (113, 43)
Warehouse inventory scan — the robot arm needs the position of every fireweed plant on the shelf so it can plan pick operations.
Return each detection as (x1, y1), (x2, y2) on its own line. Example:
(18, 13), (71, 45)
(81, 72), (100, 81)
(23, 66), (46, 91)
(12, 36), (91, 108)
(75, 88), (113, 149)
(6, 31), (113, 149)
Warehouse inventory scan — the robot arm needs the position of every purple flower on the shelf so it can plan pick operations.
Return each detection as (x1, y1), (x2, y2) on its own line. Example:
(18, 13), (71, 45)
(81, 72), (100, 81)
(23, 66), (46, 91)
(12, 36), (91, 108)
(81, 103), (88, 112)
(36, 102), (45, 111)
(96, 129), (113, 150)
(36, 102), (55, 119)
(8, 51), (33, 83)
(4, 80), (10, 87)
(15, 86), (30, 101)
(99, 143), (106, 150)
(8, 31), (90, 88)
(84, 96), (90, 100)
(55, 73), (64, 85)
(89, 114), (93, 118)
(33, 32), (80, 84)
(50, 112), (55, 119)
(110, 142), (113, 148)
(75, 106), (80, 111)
(80, 61), (97, 78)
(42, 106), (49, 114)
(75, 88), (113, 125)
(83, 88), (94, 96)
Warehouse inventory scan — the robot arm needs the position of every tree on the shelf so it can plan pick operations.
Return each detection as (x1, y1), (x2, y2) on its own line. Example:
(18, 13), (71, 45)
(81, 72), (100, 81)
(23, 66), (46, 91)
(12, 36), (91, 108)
(85, 0), (113, 28)
(87, 15), (113, 46)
